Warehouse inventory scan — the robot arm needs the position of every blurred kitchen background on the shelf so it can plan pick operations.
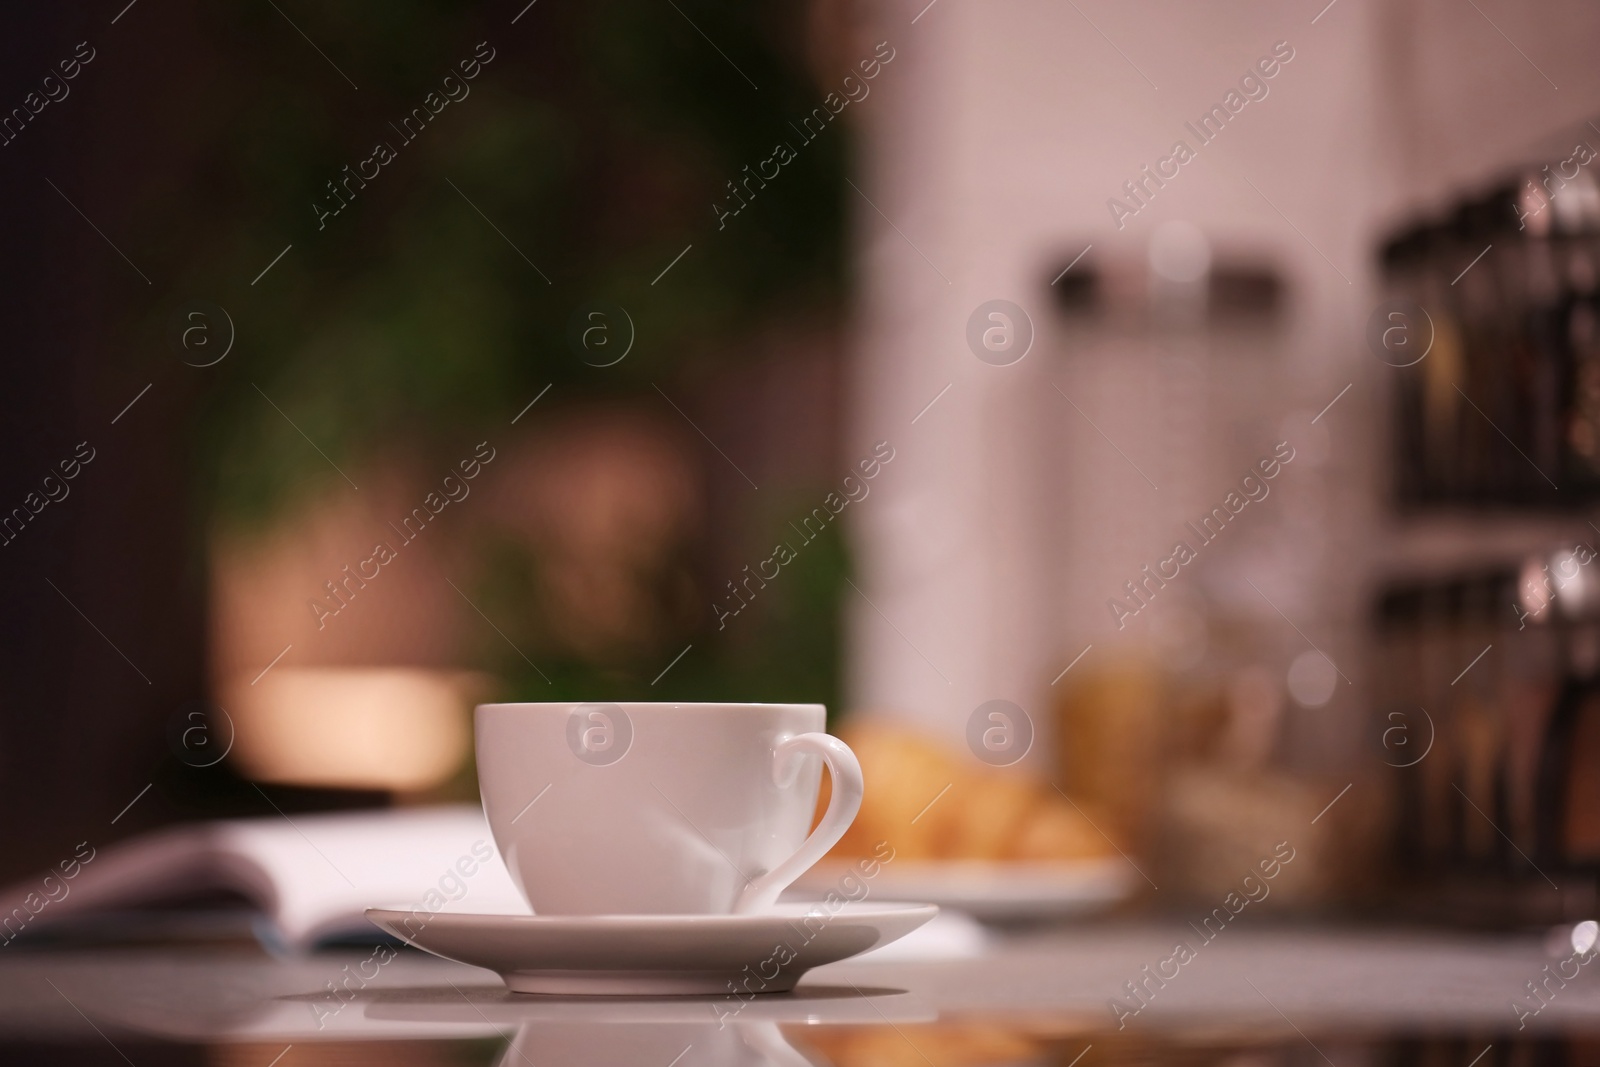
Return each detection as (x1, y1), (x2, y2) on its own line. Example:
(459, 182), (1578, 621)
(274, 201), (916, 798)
(7, 0), (1600, 927)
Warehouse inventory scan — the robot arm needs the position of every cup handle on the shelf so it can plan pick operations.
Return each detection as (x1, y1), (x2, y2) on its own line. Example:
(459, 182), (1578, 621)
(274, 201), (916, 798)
(733, 732), (864, 914)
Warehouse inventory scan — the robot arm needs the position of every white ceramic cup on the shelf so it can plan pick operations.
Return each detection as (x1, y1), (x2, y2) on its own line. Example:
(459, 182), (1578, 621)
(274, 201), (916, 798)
(476, 702), (864, 916)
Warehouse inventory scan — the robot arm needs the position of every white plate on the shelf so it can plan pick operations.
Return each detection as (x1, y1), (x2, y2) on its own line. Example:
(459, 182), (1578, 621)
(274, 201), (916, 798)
(365, 901), (938, 995)
(788, 858), (1135, 922)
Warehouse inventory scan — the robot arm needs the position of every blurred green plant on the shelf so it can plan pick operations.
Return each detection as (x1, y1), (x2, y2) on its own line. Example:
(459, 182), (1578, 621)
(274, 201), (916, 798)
(466, 496), (850, 721)
(184, 0), (844, 521)
(176, 0), (851, 710)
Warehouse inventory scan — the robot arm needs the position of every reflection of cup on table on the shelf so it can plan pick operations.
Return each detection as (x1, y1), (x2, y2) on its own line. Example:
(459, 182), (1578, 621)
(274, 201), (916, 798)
(477, 702), (864, 915)
(499, 1021), (815, 1067)
(356, 986), (935, 1066)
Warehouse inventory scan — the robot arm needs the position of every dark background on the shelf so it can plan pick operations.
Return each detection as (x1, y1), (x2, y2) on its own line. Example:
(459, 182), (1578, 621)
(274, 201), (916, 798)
(0, 0), (859, 881)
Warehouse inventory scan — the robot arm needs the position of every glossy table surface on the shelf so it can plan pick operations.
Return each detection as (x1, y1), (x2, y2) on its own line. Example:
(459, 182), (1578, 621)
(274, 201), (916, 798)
(3, 920), (1597, 1064)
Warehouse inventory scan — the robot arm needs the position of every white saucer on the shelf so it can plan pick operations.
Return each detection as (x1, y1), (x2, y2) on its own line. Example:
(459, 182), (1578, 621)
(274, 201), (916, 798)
(365, 901), (938, 995)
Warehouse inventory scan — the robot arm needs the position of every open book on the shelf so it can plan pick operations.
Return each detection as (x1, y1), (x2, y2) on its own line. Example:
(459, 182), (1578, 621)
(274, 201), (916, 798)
(0, 805), (530, 952)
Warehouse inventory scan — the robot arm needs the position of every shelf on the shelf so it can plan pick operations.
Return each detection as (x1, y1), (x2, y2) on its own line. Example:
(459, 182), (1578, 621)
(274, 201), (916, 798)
(1374, 509), (1600, 583)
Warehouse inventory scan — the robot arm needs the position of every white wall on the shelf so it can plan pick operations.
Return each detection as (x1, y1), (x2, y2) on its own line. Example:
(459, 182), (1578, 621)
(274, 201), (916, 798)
(845, 0), (1600, 773)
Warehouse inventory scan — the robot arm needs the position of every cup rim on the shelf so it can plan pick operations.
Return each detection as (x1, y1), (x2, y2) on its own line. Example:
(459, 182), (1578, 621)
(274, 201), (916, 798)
(477, 701), (826, 713)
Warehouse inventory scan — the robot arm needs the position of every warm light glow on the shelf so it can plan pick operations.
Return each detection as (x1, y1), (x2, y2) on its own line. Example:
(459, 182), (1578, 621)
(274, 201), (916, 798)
(225, 668), (478, 793)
